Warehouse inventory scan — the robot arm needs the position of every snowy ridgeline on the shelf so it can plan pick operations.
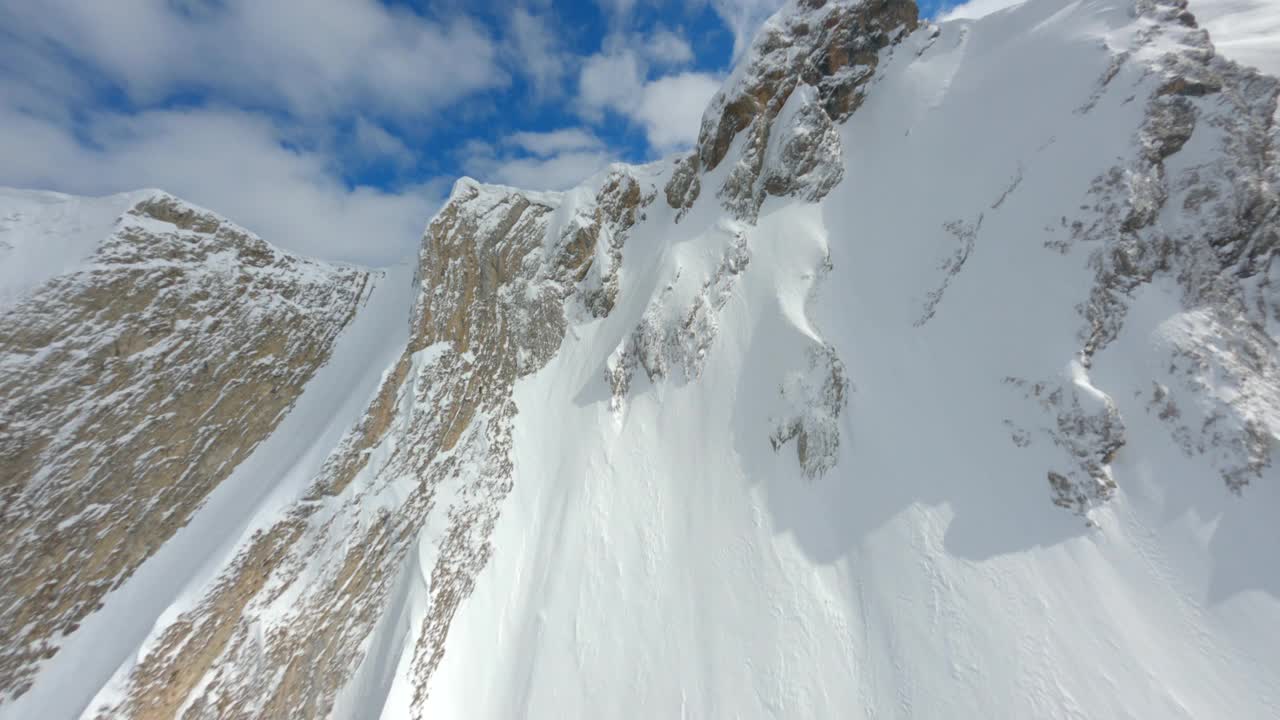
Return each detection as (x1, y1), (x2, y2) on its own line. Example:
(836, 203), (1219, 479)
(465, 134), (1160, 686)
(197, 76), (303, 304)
(2, 0), (1280, 718)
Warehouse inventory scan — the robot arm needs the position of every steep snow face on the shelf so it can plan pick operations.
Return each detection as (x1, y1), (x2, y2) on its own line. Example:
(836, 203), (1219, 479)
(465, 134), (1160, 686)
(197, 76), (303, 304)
(422, 0), (1280, 718)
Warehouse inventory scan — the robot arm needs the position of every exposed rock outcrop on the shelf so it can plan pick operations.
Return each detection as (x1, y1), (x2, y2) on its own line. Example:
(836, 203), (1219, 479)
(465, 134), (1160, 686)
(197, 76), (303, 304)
(668, 0), (918, 220)
(576, 171), (653, 317)
(1005, 372), (1125, 515)
(770, 343), (851, 479)
(606, 229), (751, 410)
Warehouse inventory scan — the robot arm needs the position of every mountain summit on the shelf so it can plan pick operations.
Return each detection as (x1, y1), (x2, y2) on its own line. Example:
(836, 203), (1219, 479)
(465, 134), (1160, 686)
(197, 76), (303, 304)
(2, 0), (1279, 717)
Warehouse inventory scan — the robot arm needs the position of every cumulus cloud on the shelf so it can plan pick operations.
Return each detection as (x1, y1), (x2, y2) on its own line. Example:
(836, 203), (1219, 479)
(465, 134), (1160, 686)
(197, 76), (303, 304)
(579, 50), (647, 121)
(0, 106), (441, 266)
(593, 0), (639, 25)
(700, 0), (786, 58)
(576, 35), (720, 152)
(508, 8), (569, 99)
(475, 152), (614, 191)
(463, 129), (613, 190)
(0, 0), (768, 266)
(631, 72), (722, 150)
(0, 0), (513, 266)
(505, 128), (605, 157)
(0, 0), (507, 121)
(643, 28), (696, 65)
(352, 117), (414, 169)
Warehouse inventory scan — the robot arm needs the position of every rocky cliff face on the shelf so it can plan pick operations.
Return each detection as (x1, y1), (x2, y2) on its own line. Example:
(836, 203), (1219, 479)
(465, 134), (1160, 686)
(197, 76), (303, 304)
(0, 192), (370, 703)
(4, 0), (1280, 718)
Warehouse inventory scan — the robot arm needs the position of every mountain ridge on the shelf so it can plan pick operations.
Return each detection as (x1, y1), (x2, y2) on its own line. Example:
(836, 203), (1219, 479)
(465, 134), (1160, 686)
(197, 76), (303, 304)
(2, 0), (1280, 717)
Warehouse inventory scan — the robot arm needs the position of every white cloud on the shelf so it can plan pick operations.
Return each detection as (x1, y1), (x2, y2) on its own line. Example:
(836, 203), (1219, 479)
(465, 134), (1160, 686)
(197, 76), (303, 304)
(0, 0), (508, 121)
(464, 129), (613, 190)
(505, 128), (605, 157)
(644, 28), (696, 65)
(0, 28), (95, 121)
(0, 106), (440, 266)
(508, 8), (569, 98)
(703, 0), (786, 58)
(594, 0), (638, 24)
(0, 0), (742, 271)
(633, 72), (722, 151)
(480, 151), (614, 190)
(353, 117), (414, 168)
(0, 0), (512, 267)
(576, 41), (720, 152)
(578, 50), (647, 122)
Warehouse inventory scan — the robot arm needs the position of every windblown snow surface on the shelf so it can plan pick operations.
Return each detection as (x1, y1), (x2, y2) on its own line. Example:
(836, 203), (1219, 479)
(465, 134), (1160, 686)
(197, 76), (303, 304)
(3, 0), (1280, 718)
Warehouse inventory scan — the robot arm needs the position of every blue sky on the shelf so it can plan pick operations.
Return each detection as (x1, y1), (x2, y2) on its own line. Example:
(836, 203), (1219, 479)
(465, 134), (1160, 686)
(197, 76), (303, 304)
(0, 0), (963, 265)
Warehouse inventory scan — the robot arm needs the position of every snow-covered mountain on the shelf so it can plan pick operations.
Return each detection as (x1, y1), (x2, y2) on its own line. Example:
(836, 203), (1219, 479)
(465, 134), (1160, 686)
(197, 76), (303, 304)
(2, 0), (1279, 717)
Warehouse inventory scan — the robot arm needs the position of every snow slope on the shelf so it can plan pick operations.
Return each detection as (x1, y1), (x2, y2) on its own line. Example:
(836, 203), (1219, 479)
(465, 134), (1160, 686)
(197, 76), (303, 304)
(422, 0), (1280, 718)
